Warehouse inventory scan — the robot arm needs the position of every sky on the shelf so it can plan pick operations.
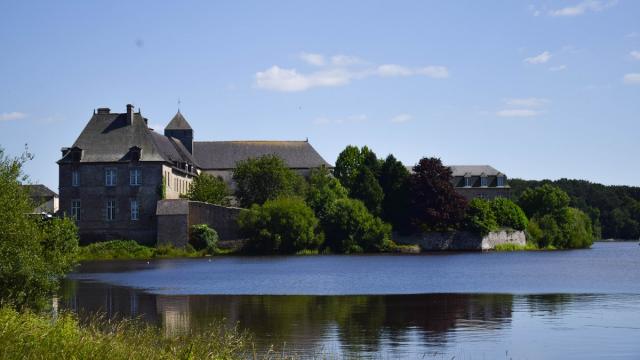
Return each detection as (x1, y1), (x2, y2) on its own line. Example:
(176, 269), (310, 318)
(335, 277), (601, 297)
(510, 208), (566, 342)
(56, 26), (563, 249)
(1, 0), (639, 191)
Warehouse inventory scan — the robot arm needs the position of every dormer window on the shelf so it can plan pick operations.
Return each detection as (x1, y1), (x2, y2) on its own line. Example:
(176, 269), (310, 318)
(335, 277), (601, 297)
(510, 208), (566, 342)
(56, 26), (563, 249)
(464, 176), (472, 187)
(69, 147), (83, 162)
(480, 176), (488, 187)
(497, 175), (506, 187)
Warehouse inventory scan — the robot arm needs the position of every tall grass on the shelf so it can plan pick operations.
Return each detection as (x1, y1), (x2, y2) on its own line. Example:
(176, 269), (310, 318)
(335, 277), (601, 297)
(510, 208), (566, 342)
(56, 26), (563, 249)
(493, 242), (540, 251)
(0, 306), (250, 360)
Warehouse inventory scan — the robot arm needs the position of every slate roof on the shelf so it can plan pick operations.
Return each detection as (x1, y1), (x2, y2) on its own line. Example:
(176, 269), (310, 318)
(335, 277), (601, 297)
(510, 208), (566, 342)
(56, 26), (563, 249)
(448, 165), (502, 177)
(59, 110), (195, 166)
(23, 184), (58, 198)
(165, 111), (192, 130)
(193, 141), (331, 169)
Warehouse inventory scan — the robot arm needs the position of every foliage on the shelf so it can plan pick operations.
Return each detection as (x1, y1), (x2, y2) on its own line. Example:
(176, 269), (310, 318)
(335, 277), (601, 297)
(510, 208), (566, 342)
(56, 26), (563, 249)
(158, 175), (166, 199)
(464, 198), (499, 236)
(77, 240), (155, 261)
(189, 224), (219, 252)
(305, 166), (348, 222)
(408, 157), (468, 232)
(0, 306), (249, 360)
(349, 166), (384, 216)
(493, 242), (540, 251)
(322, 198), (392, 253)
(518, 185), (594, 249)
(333, 145), (364, 191)
(238, 197), (323, 254)
(510, 178), (640, 239)
(378, 154), (411, 234)
(233, 155), (306, 207)
(0, 147), (79, 310)
(490, 197), (528, 231)
(518, 184), (570, 218)
(154, 244), (200, 258)
(185, 173), (230, 206)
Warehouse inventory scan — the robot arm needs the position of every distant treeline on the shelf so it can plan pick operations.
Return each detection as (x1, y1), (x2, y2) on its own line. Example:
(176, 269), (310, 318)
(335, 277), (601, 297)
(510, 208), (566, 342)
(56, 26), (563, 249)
(509, 179), (640, 240)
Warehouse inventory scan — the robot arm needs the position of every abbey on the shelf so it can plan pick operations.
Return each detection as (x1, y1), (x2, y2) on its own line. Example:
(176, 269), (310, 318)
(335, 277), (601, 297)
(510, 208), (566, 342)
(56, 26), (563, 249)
(58, 104), (330, 244)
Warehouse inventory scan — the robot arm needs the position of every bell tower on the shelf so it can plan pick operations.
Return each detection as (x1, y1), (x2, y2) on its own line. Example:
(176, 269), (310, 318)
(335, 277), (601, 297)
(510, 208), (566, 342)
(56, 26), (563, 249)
(164, 110), (193, 154)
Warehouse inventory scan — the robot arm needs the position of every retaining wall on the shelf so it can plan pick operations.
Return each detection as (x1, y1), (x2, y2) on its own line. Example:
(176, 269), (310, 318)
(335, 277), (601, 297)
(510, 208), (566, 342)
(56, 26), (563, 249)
(395, 229), (526, 251)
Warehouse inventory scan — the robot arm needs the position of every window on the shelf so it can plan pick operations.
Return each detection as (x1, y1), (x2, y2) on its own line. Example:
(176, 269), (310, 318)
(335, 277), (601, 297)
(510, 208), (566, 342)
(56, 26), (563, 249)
(481, 176), (488, 187)
(130, 168), (142, 186)
(106, 200), (116, 221)
(72, 170), (79, 187)
(497, 176), (505, 187)
(71, 200), (80, 221)
(130, 199), (139, 221)
(464, 177), (471, 187)
(105, 168), (117, 186)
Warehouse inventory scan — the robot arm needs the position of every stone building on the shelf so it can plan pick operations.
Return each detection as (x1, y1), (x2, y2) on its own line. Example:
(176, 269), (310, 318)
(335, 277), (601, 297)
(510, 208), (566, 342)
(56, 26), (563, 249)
(449, 165), (510, 200)
(58, 104), (330, 244)
(23, 184), (59, 215)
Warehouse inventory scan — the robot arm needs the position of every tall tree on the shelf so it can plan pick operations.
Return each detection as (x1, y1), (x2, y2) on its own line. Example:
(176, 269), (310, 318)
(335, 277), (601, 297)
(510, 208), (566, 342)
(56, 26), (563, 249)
(409, 157), (468, 232)
(334, 145), (362, 191)
(232, 155), (306, 207)
(350, 167), (384, 216)
(378, 154), (411, 233)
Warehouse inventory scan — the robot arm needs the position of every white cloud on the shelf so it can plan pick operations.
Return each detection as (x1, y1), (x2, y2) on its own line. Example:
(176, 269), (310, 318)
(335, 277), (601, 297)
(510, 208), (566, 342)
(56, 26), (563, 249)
(627, 32), (640, 38)
(524, 51), (552, 64)
(0, 112), (27, 121)
(299, 52), (325, 66)
(256, 54), (449, 92)
(549, 0), (617, 17)
(314, 114), (367, 125)
(496, 109), (540, 117)
(623, 73), (640, 84)
(504, 97), (549, 108)
(255, 66), (352, 92)
(390, 113), (413, 123)
(630, 51), (640, 60)
(549, 65), (567, 71)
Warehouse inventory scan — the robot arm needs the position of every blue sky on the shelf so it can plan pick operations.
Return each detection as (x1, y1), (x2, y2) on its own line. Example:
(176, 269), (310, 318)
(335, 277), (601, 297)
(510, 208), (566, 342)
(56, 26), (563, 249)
(1, 0), (639, 190)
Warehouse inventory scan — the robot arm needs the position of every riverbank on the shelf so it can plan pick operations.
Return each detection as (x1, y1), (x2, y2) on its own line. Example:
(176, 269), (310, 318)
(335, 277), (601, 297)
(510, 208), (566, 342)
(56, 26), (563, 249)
(77, 240), (238, 261)
(0, 306), (249, 360)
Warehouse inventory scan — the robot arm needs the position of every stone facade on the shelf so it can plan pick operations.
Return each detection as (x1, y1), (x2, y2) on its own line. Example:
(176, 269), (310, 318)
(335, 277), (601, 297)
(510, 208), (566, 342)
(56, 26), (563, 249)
(156, 199), (244, 248)
(395, 230), (526, 251)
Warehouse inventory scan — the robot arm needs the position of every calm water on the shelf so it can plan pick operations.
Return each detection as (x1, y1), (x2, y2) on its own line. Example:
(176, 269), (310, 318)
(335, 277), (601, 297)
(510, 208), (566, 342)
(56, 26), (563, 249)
(61, 242), (640, 359)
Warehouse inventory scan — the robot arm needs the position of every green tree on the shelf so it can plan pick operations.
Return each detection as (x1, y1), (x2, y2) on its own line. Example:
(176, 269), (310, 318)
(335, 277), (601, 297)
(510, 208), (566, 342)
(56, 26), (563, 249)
(190, 224), (219, 252)
(333, 145), (362, 191)
(305, 166), (348, 222)
(464, 198), (498, 236)
(490, 197), (528, 231)
(0, 148), (79, 309)
(323, 198), (392, 253)
(378, 155), (411, 234)
(238, 197), (322, 254)
(409, 157), (468, 232)
(233, 155), (306, 207)
(518, 184), (570, 218)
(350, 167), (384, 216)
(185, 173), (230, 206)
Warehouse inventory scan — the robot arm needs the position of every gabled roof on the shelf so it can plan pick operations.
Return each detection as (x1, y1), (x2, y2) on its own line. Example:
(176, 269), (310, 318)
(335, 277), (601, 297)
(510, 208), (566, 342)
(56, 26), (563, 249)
(193, 140), (331, 169)
(58, 110), (194, 166)
(23, 184), (58, 198)
(449, 165), (502, 177)
(165, 111), (192, 130)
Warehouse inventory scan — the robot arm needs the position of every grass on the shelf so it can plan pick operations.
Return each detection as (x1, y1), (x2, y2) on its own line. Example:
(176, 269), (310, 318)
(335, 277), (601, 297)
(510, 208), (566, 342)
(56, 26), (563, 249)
(77, 240), (238, 261)
(493, 242), (558, 251)
(0, 306), (249, 360)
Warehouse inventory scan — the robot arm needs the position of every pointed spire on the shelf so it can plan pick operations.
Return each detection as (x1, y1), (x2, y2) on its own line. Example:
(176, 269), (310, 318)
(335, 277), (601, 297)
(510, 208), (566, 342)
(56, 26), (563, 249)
(165, 110), (192, 130)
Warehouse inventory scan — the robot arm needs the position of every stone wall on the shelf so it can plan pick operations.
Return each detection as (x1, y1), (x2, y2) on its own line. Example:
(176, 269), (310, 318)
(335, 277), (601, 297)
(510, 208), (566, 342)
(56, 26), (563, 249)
(395, 229), (526, 251)
(156, 199), (244, 247)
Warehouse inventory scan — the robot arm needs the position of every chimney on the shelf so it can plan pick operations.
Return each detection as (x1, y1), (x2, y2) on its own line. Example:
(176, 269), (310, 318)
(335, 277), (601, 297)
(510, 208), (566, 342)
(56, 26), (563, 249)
(97, 107), (110, 114)
(126, 104), (134, 125)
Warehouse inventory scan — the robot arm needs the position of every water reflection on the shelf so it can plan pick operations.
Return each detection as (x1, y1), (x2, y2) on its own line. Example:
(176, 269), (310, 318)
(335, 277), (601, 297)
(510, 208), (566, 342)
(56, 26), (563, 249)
(61, 280), (526, 355)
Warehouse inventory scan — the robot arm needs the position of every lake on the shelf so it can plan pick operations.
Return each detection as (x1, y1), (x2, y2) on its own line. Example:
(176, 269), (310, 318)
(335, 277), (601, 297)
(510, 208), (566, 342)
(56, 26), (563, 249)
(61, 242), (640, 359)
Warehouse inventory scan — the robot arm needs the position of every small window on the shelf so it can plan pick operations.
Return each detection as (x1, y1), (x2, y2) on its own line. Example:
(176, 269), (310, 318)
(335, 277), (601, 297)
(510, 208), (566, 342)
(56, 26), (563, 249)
(481, 176), (488, 187)
(106, 200), (116, 221)
(105, 168), (117, 186)
(130, 168), (142, 186)
(130, 199), (139, 221)
(497, 176), (505, 187)
(72, 170), (80, 187)
(465, 177), (471, 187)
(71, 200), (80, 221)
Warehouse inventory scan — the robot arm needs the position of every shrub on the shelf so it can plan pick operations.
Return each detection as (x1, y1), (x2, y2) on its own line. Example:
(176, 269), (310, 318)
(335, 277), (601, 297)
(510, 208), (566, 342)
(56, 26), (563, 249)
(185, 174), (230, 205)
(305, 166), (348, 221)
(77, 240), (155, 261)
(518, 184), (570, 218)
(490, 197), (528, 231)
(464, 198), (499, 236)
(238, 197), (322, 254)
(323, 198), (392, 253)
(190, 224), (219, 252)
(556, 207), (594, 249)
